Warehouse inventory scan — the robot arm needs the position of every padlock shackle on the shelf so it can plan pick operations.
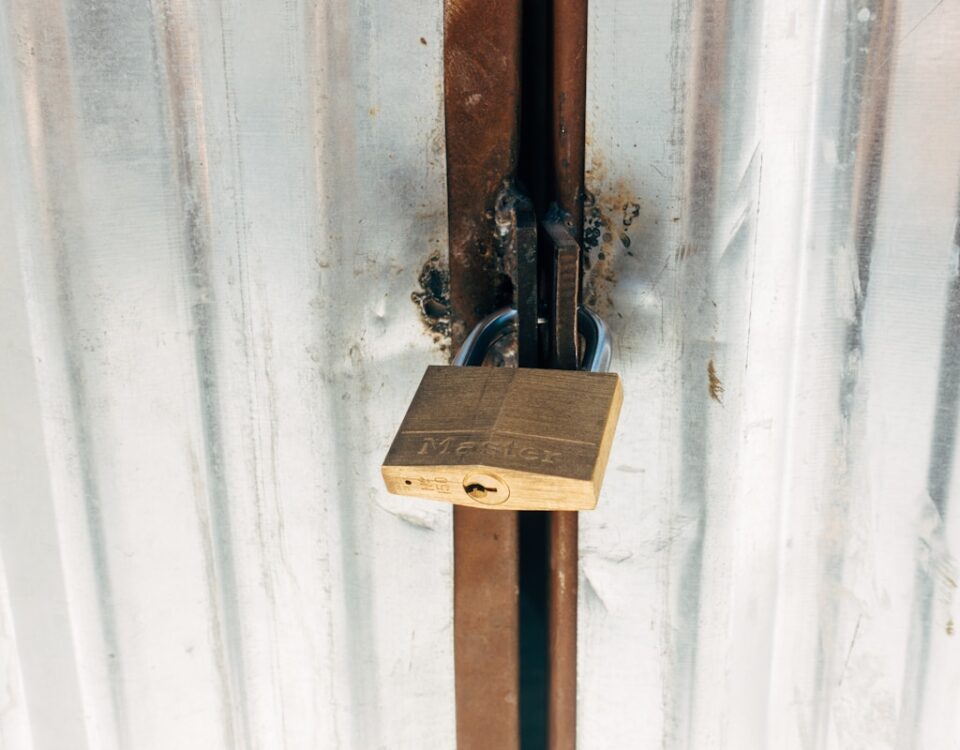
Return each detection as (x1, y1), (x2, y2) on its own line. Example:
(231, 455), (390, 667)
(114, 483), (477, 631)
(452, 308), (517, 367)
(580, 307), (612, 373)
(452, 307), (611, 372)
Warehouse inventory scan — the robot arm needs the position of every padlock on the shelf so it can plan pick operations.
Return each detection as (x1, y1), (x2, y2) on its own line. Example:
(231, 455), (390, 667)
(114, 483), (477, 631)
(381, 307), (622, 510)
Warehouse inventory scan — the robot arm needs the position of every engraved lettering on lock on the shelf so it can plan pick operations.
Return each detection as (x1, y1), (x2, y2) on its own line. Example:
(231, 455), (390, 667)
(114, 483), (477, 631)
(479, 440), (502, 458)
(540, 449), (561, 465)
(408, 476), (452, 494)
(416, 435), (561, 464)
(418, 437), (454, 456)
(455, 441), (477, 456)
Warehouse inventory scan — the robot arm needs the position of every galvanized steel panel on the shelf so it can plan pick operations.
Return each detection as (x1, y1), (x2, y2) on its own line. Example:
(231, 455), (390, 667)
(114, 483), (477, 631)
(0, 1), (453, 748)
(583, 0), (960, 748)
(3, 0), (960, 748)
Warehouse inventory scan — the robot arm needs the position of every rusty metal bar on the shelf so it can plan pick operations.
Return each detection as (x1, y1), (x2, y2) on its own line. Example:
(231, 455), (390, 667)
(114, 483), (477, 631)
(548, 1), (588, 748)
(552, 0), (588, 241)
(453, 508), (520, 749)
(445, 1), (523, 748)
(548, 511), (579, 750)
(445, 0), (522, 338)
(544, 210), (582, 750)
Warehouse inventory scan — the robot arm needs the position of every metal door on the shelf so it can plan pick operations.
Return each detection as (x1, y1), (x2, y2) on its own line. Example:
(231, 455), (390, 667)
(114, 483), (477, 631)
(2, 1), (960, 748)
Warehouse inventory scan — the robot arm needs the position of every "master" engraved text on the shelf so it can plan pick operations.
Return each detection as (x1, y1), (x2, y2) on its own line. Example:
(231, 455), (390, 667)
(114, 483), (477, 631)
(417, 436), (561, 464)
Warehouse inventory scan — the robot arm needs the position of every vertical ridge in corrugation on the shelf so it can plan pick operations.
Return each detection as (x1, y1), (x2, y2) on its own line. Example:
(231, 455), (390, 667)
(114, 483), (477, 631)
(0, 0), (453, 747)
(150, 1), (249, 745)
(583, 0), (960, 748)
(8, 1), (131, 745)
(310, 2), (379, 745)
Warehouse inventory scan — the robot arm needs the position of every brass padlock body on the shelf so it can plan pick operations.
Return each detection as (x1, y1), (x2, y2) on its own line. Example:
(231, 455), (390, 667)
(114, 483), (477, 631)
(381, 366), (622, 511)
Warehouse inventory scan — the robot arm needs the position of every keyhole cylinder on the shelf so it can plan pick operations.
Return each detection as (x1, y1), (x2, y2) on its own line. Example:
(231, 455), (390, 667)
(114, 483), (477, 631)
(461, 472), (510, 505)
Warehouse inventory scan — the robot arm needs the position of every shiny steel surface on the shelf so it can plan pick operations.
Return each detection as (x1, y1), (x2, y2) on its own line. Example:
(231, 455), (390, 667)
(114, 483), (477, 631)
(0, 1), (453, 748)
(582, 0), (960, 748)
(452, 308), (519, 367)
(453, 306), (610, 371)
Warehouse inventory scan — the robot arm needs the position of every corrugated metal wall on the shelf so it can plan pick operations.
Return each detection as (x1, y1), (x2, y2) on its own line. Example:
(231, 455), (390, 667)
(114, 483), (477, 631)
(582, 0), (960, 748)
(1, 0), (959, 749)
(0, 1), (454, 748)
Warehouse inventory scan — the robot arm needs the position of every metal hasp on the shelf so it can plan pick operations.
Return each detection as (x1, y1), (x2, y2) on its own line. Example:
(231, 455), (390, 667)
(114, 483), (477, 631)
(542, 206), (583, 370)
(441, 0), (589, 744)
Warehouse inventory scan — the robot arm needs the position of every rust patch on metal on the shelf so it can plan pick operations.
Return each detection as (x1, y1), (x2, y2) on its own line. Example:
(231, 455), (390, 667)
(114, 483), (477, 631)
(411, 254), (452, 353)
(708, 359), (725, 404)
(582, 153), (647, 320)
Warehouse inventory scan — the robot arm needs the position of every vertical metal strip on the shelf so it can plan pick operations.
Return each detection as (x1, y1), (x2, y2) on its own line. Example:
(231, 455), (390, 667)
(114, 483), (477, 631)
(552, 0), (588, 239)
(549, 1), (588, 748)
(445, 0), (522, 338)
(549, 511), (579, 750)
(444, 1), (523, 748)
(453, 509), (520, 749)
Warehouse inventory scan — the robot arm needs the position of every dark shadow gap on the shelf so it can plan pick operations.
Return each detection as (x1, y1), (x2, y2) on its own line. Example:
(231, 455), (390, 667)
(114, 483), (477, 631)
(517, 1), (553, 747)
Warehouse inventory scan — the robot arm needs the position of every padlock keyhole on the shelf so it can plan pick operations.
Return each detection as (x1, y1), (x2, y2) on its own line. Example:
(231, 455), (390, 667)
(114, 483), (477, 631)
(461, 473), (510, 505)
(464, 482), (497, 499)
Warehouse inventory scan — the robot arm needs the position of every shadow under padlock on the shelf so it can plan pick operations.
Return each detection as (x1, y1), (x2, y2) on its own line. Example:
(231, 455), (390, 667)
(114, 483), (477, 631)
(381, 307), (623, 511)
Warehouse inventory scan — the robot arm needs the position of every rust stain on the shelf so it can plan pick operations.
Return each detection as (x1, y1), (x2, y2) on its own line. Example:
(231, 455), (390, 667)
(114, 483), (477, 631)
(708, 359), (724, 404)
(411, 254), (451, 354)
(947, 619), (955, 636)
(582, 152), (646, 319)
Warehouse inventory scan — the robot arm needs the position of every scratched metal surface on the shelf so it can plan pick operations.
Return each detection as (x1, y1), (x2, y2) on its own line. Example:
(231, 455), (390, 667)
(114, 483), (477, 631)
(0, 1), (453, 748)
(582, 0), (960, 748)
